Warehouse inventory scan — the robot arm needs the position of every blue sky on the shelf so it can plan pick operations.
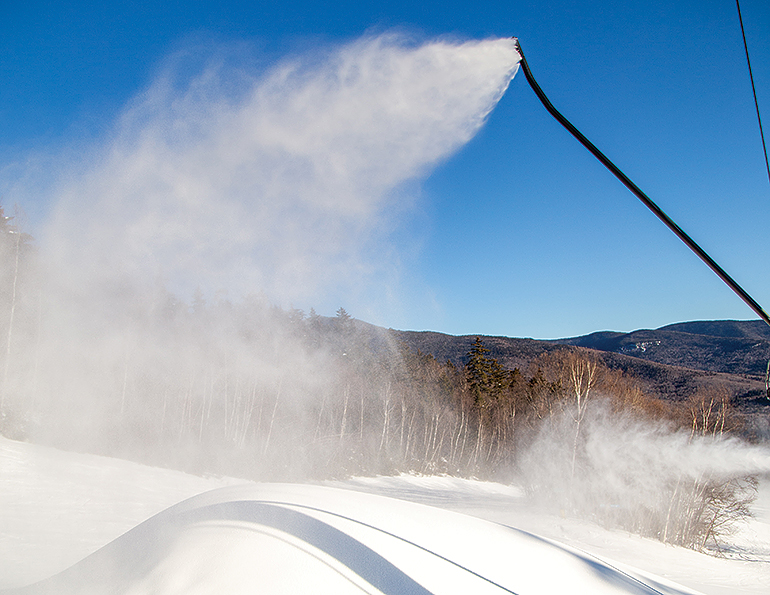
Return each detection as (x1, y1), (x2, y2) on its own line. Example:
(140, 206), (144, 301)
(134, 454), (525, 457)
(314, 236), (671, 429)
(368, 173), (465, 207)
(1, 0), (769, 339)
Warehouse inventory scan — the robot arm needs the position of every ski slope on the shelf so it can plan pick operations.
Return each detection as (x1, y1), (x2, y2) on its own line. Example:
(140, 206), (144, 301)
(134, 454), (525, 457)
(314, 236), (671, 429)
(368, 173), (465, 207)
(1, 437), (768, 594)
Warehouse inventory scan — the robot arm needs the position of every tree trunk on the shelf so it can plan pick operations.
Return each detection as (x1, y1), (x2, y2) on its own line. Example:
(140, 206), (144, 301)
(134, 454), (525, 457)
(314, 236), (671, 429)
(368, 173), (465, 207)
(1, 228), (21, 414)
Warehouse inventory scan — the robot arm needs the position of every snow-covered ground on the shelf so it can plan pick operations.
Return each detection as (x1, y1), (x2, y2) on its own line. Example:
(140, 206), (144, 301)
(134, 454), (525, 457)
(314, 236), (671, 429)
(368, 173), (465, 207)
(1, 437), (768, 594)
(328, 475), (770, 595)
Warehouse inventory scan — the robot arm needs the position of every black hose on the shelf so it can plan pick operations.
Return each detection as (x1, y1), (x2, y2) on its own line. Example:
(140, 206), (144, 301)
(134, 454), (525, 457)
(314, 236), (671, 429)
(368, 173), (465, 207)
(512, 38), (770, 328)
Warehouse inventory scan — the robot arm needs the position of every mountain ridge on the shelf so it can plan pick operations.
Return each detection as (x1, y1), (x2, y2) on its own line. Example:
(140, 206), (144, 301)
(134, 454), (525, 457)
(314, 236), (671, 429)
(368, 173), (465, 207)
(552, 319), (770, 376)
(387, 320), (770, 434)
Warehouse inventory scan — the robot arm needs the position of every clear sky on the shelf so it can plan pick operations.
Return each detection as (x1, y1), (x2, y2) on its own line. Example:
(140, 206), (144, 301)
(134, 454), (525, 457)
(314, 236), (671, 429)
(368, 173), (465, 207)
(1, 0), (769, 339)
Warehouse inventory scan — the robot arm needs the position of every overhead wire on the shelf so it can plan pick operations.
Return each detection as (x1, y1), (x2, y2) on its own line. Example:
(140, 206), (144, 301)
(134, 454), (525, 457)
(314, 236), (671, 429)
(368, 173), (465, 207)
(736, 0), (770, 186)
(735, 0), (770, 398)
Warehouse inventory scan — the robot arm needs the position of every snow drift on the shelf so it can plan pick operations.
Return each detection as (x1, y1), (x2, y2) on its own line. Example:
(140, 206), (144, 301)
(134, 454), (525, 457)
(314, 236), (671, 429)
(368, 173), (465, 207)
(8, 483), (705, 595)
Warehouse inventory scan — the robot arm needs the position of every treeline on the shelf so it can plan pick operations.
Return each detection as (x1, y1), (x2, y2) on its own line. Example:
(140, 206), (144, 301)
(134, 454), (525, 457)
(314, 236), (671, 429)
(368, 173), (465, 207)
(0, 206), (760, 553)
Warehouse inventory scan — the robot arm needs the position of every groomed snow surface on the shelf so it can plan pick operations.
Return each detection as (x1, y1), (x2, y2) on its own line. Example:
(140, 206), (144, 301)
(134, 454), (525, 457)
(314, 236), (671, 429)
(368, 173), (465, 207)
(0, 437), (768, 594)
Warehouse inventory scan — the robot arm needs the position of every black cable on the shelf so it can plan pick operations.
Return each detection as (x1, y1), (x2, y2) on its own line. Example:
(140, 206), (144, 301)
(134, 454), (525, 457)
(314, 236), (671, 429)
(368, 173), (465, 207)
(735, 0), (770, 398)
(736, 0), (770, 186)
(512, 38), (770, 329)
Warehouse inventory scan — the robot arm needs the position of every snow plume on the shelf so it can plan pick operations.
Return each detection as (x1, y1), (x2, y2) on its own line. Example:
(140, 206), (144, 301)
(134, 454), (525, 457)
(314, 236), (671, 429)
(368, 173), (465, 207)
(0, 34), (519, 475)
(43, 34), (520, 311)
(519, 400), (770, 550)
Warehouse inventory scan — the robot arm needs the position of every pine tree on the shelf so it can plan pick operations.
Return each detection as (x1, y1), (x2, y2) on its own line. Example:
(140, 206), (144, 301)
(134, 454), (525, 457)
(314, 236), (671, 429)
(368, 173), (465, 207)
(464, 337), (508, 409)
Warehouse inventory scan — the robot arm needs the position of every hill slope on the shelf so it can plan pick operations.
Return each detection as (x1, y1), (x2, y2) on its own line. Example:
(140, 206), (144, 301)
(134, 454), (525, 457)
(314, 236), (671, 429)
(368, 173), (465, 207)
(554, 319), (770, 376)
(390, 321), (770, 431)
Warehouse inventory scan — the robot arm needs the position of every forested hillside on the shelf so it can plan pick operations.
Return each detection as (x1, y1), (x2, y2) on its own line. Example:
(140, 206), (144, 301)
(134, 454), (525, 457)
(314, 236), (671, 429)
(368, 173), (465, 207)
(393, 324), (770, 430)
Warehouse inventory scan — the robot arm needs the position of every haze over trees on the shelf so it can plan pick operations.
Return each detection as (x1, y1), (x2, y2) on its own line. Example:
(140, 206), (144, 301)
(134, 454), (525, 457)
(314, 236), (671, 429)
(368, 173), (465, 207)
(0, 206), (36, 429)
(0, 208), (765, 554)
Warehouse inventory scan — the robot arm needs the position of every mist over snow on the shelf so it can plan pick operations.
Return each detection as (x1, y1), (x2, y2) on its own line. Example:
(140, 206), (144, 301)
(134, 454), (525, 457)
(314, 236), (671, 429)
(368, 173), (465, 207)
(519, 400), (770, 549)
(522, 402), (770, 498)
(0, 32), (521, 473)
(2, 437), (769, 594)
(39, 34), (520, 313)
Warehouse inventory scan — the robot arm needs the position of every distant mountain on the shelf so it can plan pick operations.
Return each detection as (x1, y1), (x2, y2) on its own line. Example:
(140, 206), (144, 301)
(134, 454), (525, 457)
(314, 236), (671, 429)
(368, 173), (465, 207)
(390, 321), (770, 429)
(391, 320), (770, 379)
(553, 319), (770, 377)
(660, 320), (770, 340)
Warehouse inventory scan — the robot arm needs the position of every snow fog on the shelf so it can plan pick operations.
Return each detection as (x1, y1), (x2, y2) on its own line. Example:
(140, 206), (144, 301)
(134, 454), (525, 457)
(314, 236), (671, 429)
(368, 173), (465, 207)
(0, 34), (520, 468)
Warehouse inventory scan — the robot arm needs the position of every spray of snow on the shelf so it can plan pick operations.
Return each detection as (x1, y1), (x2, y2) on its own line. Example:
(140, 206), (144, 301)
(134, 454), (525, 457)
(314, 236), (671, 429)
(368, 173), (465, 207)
(41, 34), (519, 311)
(0, 33), (520, 466)
(519, 400), (770, 540)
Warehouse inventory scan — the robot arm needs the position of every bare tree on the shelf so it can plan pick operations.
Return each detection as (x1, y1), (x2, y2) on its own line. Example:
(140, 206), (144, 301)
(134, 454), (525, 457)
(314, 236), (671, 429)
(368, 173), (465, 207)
(568, 353), (597, 479)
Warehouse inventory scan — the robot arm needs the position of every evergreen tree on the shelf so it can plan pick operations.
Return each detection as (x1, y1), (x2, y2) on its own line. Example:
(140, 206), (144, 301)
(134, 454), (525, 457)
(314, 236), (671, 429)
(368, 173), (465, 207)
(334, 306), (354, 339)
(464, 337), (508, 409)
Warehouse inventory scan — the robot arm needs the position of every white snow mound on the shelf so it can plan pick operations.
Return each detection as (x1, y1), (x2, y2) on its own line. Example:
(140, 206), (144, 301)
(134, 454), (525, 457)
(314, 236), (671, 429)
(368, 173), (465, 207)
(8, 483), (705, 595)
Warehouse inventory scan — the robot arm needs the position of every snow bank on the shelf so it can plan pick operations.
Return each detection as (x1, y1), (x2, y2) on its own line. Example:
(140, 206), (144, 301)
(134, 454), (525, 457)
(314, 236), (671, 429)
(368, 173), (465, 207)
(9, 483), (703, 595)
(2, 439), (769, 595)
